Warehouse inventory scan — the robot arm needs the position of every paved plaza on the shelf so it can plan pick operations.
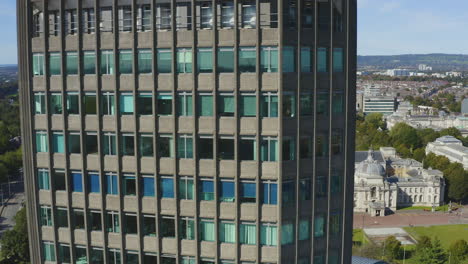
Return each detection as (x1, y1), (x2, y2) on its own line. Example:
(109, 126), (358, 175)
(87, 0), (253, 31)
(353, 206), (468, 229)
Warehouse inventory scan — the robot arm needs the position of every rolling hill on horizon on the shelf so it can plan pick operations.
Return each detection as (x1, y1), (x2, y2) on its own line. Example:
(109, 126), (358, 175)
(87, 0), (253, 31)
(358, 53), (468, 71)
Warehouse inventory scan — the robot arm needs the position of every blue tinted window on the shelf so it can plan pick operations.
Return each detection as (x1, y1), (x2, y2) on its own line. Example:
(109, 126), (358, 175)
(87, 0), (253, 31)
(220, 181), (235, 202)
(88, 173), (100, 193)
(106, 174), (118, 195)
(200, 180), (214, 201)
(241, 182), (256, 203)
(72, 172), (83, 192)
(161, 178), (174, 198)
(142, 177), (155, 197)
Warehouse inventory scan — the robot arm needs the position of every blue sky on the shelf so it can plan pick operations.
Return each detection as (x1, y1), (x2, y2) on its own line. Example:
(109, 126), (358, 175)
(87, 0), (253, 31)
(1, 0), (468, 64)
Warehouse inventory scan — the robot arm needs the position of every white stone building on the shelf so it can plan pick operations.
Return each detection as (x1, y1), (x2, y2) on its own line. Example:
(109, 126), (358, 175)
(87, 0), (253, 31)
(354, 148), (445, 217)
(426, 136), (468, 169)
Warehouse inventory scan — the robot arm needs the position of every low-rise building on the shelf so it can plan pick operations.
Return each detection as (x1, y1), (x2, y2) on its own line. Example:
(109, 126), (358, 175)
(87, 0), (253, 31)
(363, 96), (397, 115)
(426, 136), (468, 169)
(354, 148), (445, 217)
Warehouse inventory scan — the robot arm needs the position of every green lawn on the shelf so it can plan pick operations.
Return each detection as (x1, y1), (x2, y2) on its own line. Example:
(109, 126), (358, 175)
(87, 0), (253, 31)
(404, 224), (468, 248)
(397, 204), (450, 212)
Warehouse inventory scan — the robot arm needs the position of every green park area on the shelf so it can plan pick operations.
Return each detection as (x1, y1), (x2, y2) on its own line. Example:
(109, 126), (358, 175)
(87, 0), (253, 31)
(353, 225), (468, 264)
(404, 225), (468, 249)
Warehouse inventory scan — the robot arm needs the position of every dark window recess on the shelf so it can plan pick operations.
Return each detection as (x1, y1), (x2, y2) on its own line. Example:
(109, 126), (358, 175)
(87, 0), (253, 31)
(218, 138), (234, 160)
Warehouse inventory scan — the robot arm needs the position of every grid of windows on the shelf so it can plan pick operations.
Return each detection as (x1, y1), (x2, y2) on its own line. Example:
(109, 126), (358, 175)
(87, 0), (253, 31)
(26, 2), (351, 263)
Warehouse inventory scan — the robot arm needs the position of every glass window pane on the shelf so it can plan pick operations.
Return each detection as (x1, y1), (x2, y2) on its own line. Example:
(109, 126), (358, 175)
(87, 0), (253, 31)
(260, 46), (278, 73)
(200, 180), (214, 201)
(66, 52), (78, 75)
(119, 50), (133, 74)
(157, 49), (172, 73)
(301, 47), (312, 72)
(177, 49), (193, 73)
(138, 49), (152, 73)
(84, 51), (96, 74)
(49, 53), (61, 75)
(333, 47), (343, 72)
(240, 223), (256, 245)
(88, 173), (100, 193)
(198, 94), (213, 116)
(220, 181), (235, 202)
(33, 53), (45, 76)
(220, 222), (236, 243)
(50, 93), (63, 114)
(53, 133), (65, 153)
(120, 94), (134, 115)
(200, 220), (215, 241)
(240, 95), (256, 117)
(66, 93), (79, 114)
(142, 177), (155, 197)
(282, 46), (295, 72)
(158, 93), (173, 116)
(218, 95), (234, 117)
(161, 178), (174, 198)
(140, 134), (154, 157)
(198, 48), (213, 73)
(100, 50), (115, 75)
(124, 176), (136, 196)
(72, 172), (83, 192)
(241, 182), (256, 203)
(218, 48), (234, 73)
(317, 47), (328, 73)
(68, 133), (81, 154)
(239, 47), (256, 72)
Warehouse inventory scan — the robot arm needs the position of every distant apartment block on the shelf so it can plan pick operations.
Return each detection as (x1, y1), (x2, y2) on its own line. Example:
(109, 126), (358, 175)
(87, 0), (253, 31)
(363, 96), (396, 115)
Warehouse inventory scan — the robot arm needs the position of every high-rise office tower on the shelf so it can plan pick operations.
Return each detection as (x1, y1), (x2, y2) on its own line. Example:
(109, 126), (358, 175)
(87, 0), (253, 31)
(17, 0), (356, 263)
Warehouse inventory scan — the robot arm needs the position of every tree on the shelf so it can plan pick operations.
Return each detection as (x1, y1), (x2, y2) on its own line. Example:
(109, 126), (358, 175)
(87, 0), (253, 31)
(417, 128), (440, 146)
(413, 148), (426, 162)
(416, 236), (432, 253)
(0, 207), (30, 263)
(390, 123), (422, 150)
(365, 113), (386, 130)
(418, 237), (448, 264)
(439, 127), (462, 138)
(383, 236), (402, 261)
(448, 239), (468, 264)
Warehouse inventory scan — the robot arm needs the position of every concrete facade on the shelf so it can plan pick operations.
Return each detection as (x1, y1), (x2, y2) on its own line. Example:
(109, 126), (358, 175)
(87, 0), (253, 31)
(426, 136), (468, 169)
(17, 0), (356, 263)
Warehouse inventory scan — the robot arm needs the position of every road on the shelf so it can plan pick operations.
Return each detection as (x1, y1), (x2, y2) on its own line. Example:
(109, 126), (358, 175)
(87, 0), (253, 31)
(0, 181), (25, 238)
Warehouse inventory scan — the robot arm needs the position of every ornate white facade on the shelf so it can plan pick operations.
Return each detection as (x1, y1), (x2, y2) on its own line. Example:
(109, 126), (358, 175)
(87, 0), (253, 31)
(354, 148), (445, 216)
(426, 136), (468, 169)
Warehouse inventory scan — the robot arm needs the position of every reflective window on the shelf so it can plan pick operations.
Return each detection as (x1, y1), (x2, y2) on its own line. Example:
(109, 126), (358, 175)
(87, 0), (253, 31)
(221, 2), (234, 28)
(261, 92), (278, 118)
(50, 93), (62, 114)
(49, 52), (61, 75)
(157, 49), (172, 73)
(198, 93), (213, 116)
(100, 7), (113, 32)
(158, 93), (173, 116)
(200, 219), (215, 241)
(33, 53), (45, 76)
(220, 222), (236, 243)
(198, 48), (213, 73)
(140, 134), (154, 157)
(177, 48), (193, 73)
(179, 177), (194, 200)
(118, 6), (132, 32)
(239, 47), (256, 72)
(240, 182), (256, 203)
(220, 180), (235, 202)
(260, 223), (277, 246)
(218, 137), (234, 160)
(218, 47), (234, 73)
(66, 92), (79, 114)
(240, 94), (256, 117)
(239, 137), (256, 161)
(240, 223), (256, 245)
(35, 131), (48, 152)
(120, 93), (134, 115)
(199, 136), (213, 159)
(119, 50), (133, 74)
(241, 2), (256, 28)
(261, 46), (278, 73)
(262, 181), (277, 205)
(177, 92), (193, 116)
(199, 179), (214, 201)
(218, 94), (235, 117)
(38, 169), (50, 190)
(301, 47), (312, 72)
(161, 177), (174, 198)
(66, 51), (78, 75)
(177, 134), (193, 159)
(34, 92), (46, 114)
(101, 50), (115, 75)
(138, 49), (152, 74)
(52, 132), (65, 153)
(261, 137), (278, 161)
(180, 217), (195, 240)
(317, 47), (328, 73)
